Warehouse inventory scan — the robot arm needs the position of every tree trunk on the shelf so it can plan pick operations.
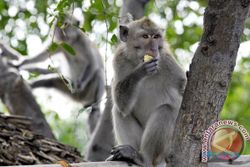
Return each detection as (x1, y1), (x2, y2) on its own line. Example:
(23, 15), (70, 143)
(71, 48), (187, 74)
(170, 1), (250, 167)
(0, 57), (55, 139)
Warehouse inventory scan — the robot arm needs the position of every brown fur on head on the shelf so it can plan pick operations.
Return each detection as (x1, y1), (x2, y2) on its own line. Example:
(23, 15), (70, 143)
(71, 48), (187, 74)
(119, 17), (164, 63)
(129, 17), (159, 31)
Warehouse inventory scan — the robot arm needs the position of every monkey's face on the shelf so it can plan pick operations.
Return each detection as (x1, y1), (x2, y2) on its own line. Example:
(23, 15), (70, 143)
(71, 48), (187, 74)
(55, 16), (80, 43)
(129, 30), (163, 61)
(55, 24), (79, 43)
(119, 18), (164, 62)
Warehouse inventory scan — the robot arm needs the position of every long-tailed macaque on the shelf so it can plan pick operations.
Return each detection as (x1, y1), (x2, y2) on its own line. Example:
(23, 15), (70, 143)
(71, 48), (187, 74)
(108, 17), (186, 167)
(12, 16), (105, 134)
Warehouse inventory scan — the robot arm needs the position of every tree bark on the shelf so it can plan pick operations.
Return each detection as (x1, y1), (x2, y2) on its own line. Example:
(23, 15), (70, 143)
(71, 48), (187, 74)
(0, 114), (82, 165)
(0, 57), (55, 139)
(170, 1), (250, 167)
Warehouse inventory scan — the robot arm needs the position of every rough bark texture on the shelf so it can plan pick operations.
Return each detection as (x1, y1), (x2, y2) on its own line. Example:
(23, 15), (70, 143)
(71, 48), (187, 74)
(170, 1), (250, 167)
(0, 114), (83, 165)
(0, 56), (55, 139)
(85, 86), (115, 161)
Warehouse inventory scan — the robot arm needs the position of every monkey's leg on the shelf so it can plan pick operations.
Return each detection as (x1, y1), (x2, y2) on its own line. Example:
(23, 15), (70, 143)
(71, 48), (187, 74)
(113, 109), (143, 149)
(22, 67), (56, 74)
(85, 72), (105, 134)
(108, 109), (144, 165)
(31, 76), (71, 94)
(141, 104), (177, 167)
(87, 104), (100, 134)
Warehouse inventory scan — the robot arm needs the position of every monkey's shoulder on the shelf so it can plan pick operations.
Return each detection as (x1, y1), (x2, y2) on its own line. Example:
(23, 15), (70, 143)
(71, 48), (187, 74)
(113, 45), (135, 73)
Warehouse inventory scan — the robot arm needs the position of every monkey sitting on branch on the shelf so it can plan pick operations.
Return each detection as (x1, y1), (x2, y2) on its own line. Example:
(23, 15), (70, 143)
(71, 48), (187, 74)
(107, 17), (187, 167)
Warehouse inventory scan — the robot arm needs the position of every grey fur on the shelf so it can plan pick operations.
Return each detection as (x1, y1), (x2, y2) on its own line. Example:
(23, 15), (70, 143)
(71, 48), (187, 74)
(111, 17), (186, 167)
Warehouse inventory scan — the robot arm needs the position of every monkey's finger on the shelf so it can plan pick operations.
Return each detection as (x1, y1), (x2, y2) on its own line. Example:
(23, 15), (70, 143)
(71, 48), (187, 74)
(145, 58), (158, 64)
(145, 62), (157, 69)
(113, 145), (130, 150)
(147, 66), (157, 72)
(112, 145), (125, 149)
(115, 154), (123, 160)
(110, 145), (120, 153)
(105, 155), (115, 161)
(109, 152), (123, 161)
(147, 68), (158, 75)
(111, 148), (119, 155)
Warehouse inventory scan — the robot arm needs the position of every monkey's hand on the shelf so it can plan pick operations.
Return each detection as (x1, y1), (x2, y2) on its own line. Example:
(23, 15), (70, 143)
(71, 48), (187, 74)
(106, 145), (143, 166)
(139, 58), (158, 76)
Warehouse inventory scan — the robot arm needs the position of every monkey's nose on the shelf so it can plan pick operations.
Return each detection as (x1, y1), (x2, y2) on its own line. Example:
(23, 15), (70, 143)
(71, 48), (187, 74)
(146, 50), (158, 58)
(150, 48), (157, 52)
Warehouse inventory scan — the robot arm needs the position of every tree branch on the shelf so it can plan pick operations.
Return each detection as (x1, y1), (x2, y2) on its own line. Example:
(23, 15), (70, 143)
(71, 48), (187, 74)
(170, 1), (250, 166)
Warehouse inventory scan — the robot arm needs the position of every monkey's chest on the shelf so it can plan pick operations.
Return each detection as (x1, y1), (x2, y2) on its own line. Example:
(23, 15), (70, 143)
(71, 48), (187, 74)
(133, 78), (173, 126)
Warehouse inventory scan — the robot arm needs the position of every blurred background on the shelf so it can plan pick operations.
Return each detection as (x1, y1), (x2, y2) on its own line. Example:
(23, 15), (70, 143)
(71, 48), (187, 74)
(0, 0), (250, 155)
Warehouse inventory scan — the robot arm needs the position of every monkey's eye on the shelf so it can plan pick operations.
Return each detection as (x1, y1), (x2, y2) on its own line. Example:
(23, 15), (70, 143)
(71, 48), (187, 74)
(153, 34), (161, 39)
(142, 34), (149, 39)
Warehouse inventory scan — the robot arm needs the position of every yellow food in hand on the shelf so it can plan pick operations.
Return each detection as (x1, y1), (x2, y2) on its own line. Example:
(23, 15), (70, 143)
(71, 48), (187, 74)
(144, 54), (153, 62)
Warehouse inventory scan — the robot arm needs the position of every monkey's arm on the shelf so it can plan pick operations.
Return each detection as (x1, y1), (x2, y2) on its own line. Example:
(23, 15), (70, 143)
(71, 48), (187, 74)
(113, 69), (143, 116)
(113, 59), (157, 117)
(0, 42), (21, 60)
(21, 67), (56, 74)
(18, 47), (61, 67)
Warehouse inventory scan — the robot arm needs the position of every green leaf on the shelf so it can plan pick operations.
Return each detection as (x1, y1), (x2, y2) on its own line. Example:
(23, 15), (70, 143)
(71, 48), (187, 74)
(78, 106), (92, 114)
(15, 40), (27, 55)
(28, 72), (40, 80)
(48, 42), (58, 53)
(78, 107), (86, 114)
(0, 1), (6, 12)
(60, 42), (76, 56)
(35, 0), (47, 14)
(111, 34), (118, 45)
(49, 17), (56, 28)
(80, 26), (86, 32)
(48, 65), (56, 72)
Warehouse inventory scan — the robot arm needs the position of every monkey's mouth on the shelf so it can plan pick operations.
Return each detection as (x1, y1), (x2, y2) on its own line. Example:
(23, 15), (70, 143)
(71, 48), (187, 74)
(145, 51), (160, 60)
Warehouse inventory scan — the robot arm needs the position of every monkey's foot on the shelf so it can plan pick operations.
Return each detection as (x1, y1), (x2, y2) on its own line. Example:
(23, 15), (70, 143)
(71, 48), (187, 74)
(106, 145), (143, 166)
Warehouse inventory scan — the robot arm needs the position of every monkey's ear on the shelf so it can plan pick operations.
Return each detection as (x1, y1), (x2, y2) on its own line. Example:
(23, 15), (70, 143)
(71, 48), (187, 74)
(119, 25), (129, 42)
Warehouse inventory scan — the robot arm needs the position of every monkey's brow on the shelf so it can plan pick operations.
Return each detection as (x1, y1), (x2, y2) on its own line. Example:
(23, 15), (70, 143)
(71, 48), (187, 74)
(136, 30), (160, 36)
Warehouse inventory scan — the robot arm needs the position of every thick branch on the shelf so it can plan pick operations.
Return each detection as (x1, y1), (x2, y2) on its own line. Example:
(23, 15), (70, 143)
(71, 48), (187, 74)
(170, 1), (250, 167)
